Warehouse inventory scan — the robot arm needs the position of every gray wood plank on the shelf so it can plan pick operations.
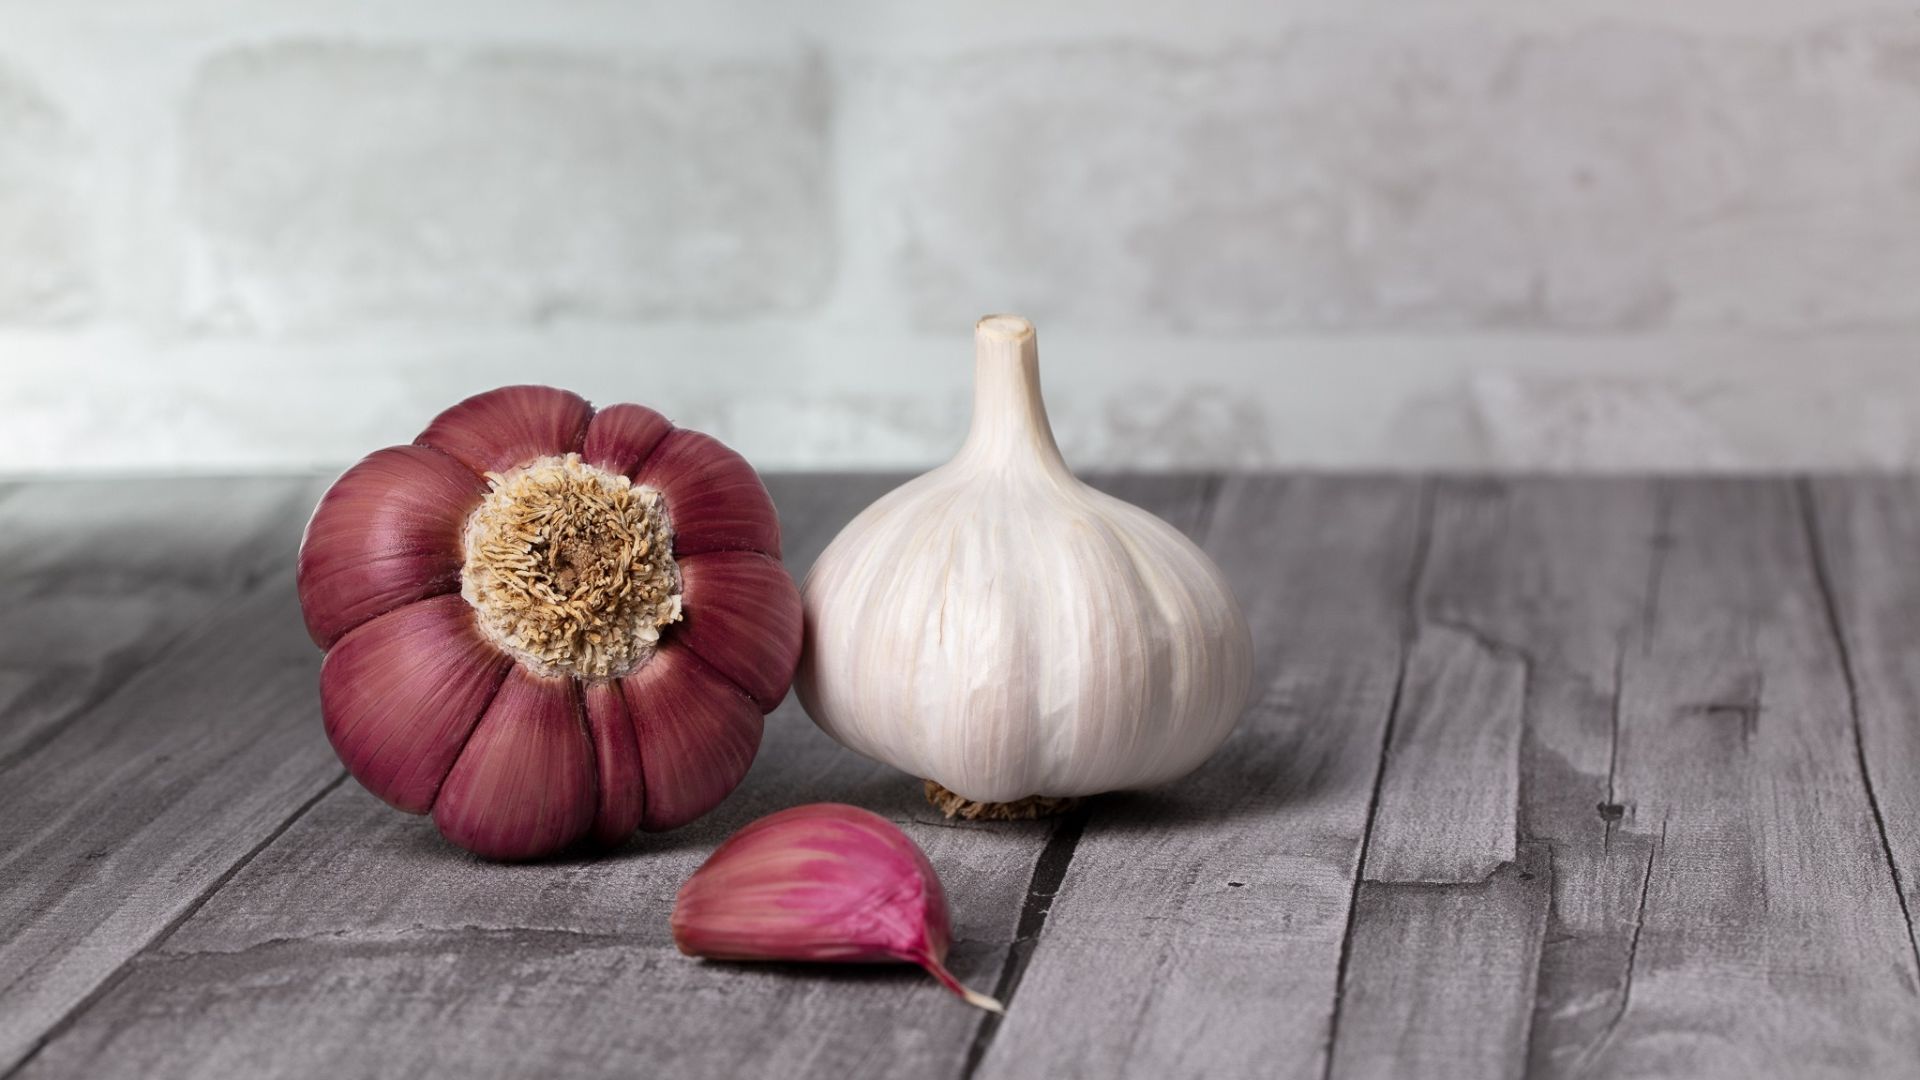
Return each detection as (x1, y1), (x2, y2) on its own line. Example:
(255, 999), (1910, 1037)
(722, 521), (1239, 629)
(17, 472), (1916, 1080)
(1583, 481), (1920, 1077)
(0, 567), (346, 1074)
(1410, 478), (1920, 1077)
(1805, 477), (1920, 960)
(0, 477), (320, 766)
(1407, 478), (1667, 1075)
(1360, 623), (1522, 884)
(19, 473), (1219, 1080)
(974, 477), (1427, 1080)
(1329, 843), (1552, 1080)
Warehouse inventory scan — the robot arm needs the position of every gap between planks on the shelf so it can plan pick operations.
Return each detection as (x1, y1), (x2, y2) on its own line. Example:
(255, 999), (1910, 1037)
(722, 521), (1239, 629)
(0, 478), (322, 776)
(6, 472), (1219, 1080)
(0, 575), (343, 1076)
(2, 772), (349, 1080)
(1795, 478), (1920, 975)
(1321, 479), (1438, 1076)
(959, 804), (1092, 1080)
(960, 473), (1227, 1074)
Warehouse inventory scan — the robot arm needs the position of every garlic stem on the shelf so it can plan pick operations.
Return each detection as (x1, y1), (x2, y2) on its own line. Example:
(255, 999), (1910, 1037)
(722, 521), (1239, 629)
(915, 952), (1007, 1014)
(956, 314), (1069, 476)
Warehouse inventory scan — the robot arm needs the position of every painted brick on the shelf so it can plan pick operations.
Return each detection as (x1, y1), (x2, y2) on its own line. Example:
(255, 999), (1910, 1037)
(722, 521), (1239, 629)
(853, 20), (1920, 332)
(179, 43), (832, 331)
(0, 60), (89, 323)
(1471, 373), (1744, 470)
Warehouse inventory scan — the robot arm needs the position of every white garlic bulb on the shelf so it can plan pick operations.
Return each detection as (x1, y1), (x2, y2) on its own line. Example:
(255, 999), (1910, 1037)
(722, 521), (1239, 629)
(796, 315), (1252, 810)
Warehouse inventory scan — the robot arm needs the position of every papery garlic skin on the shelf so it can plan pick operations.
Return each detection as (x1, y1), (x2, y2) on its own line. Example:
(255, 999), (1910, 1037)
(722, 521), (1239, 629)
(797, 317), (1252, 807)
(672, 803), (1002, 1011)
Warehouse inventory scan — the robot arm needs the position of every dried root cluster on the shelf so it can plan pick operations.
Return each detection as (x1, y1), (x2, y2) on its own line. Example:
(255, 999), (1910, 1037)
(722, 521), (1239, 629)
(462, 453), (682, 678)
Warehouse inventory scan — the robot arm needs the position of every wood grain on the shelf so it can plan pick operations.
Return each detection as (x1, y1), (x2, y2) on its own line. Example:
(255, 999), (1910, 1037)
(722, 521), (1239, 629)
(1581, 481), (1920, 1077)
(16, 474), (1217, 1080)
(0, 477), (320, 767)
(1360, 623), (1522, 884)
(973, 477), (1428, 1080)
(1408, 479), (1667, 1075)
(1408, 478), (1920, 1078)
(1329, 843), (1552, 1080)
(6, 474), (1920, 1080)
(1804, 478), (1920, 962)
(0, 571), (345, 1074)
(0, 477), (333, 1073)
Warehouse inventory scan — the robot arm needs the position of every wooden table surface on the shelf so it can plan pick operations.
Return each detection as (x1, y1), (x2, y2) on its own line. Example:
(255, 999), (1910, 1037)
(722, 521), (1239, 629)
(2, 474), (1918, 1079)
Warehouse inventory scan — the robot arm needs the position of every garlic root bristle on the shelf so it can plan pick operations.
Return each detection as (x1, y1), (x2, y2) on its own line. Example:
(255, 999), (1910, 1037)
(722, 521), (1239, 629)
(922, 780), (1080, 822)
(461, 452), (682, 679)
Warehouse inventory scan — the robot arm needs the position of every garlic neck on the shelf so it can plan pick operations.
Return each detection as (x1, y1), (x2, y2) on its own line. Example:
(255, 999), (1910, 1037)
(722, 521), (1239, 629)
(955, 314), (1071, 477)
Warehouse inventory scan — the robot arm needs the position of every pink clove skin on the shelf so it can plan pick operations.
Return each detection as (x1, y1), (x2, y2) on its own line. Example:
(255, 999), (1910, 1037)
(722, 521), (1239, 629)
(671, 803), (1004, 1012)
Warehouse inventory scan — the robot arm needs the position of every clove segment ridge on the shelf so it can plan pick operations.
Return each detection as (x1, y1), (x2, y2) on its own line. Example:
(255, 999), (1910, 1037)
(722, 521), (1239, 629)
(298, 385), (800, 860)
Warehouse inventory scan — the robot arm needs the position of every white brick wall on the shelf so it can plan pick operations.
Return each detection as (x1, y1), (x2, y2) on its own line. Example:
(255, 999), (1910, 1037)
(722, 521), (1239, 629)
(850, 24), (1920, 333)
(0, 59), (89, 323)
(180, 44), (833, 330)
(1, 0), (1917, 473)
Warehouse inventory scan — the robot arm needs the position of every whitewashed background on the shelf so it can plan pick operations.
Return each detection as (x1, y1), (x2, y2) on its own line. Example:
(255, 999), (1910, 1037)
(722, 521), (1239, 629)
(3, 0), (1919, 474)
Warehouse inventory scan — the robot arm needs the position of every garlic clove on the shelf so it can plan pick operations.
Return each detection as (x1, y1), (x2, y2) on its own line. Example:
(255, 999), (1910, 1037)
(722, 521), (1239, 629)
(675, 551), (805, 709)
(320, 595), (513, 814)
(670, 802), (1004, 1012)
(297, 445), (487, 648)
(581, 680), (646, 845)
(581, 402), (675, 478)
(633, 430), (783, 557)
(432, 666), (598, 860)
(415, 384), (593, 476)
(619, 641), (763, 832)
